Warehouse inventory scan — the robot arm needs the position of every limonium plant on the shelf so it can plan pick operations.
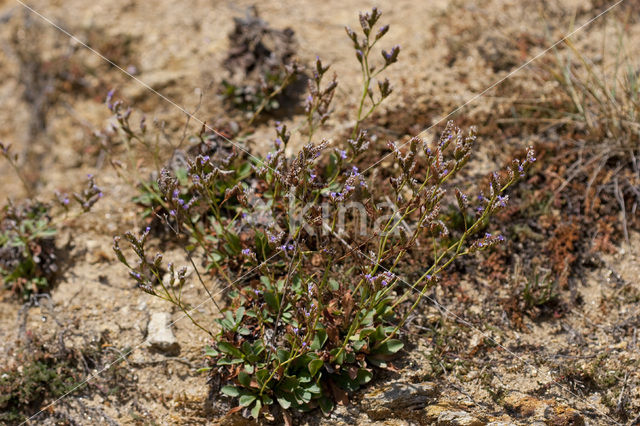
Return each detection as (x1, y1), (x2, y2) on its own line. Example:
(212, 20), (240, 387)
(113, 8), (535, 420)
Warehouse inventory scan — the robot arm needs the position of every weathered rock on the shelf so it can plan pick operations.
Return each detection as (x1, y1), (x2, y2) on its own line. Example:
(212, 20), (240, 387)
(436, 410), (484, 426)
(362, 381), (438, 421)
(503, 393), (584, 426)
(147, 312), (180, 355)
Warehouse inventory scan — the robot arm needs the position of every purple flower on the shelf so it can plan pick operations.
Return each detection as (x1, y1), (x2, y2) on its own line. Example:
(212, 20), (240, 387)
(338, 150), (347, 159)
(242, 248), (252, 256)
(169, 209), (176, 216)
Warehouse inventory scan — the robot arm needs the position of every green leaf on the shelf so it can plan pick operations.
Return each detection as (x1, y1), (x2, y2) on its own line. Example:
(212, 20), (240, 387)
(264, 291), (279, 311)
(217, 357), (244, 365)
(357, 368), (373, 385)
(328, 278), (339, 291)
(358, 327), (376, 340)
(329, 348), (345, 365)
(276, 394), (292, 409)
(203, 346), (219, 357)
(219, 318), (234, 331)
(224, 232), (242, 256)
(256, 369), (271, 387)
(303, 381), (321, 394)
(239, 394), (257, 407)
(218, 342), (244, 359)
(297, 370), (312, 383)
(250, 399), (262, 418)
(278, 375), (299, 392)
(372, 325), (386, 341)
(260, 275), (271, 289)
(254, 231), (269, 260)
(351, 339), (366, 352)
(318, 396), (334, 415)
(373, 339), (404, 355)
(235, 306), (245, 323)
(238, 371), (251, 387)
(221, 385), (240, 397)
(276, 349), (290, 363)
(308, 359), (323, 376)
(311, 329), (327, 350)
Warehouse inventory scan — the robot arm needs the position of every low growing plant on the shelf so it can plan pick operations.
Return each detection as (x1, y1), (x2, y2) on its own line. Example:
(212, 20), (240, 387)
(221, 7), (304, 125)
(0, 142), (102, 298)
(113, 8), (535, 419)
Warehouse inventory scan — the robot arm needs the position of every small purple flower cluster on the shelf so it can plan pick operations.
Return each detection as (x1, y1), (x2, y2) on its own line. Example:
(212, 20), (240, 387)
(510, 146), (537, 178)
(72, 174), (103, 213)
(363, 270), (396, 288)
(241, 248), (257, 263)
(469, 232), (506, 252)
(278, 242), (296, 253)
(329, 166), (367, 202)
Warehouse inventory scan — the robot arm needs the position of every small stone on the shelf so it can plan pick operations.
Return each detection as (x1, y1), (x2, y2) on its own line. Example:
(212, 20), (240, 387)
(363, 382), (438, 420)
(147, 312), (180, 355)
(437, 410), (483, 426)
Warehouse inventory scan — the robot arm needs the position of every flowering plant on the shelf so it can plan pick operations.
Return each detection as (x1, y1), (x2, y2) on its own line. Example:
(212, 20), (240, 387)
(113, 8), (535, 420)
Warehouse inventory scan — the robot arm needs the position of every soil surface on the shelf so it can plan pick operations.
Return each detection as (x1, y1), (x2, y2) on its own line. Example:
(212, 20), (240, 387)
(1, 0), (639, 425)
